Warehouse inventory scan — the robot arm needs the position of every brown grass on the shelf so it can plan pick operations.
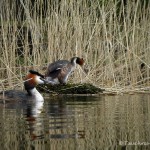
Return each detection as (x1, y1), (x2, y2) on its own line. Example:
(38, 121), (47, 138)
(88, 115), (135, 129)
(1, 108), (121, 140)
(0, 0), (150, 92)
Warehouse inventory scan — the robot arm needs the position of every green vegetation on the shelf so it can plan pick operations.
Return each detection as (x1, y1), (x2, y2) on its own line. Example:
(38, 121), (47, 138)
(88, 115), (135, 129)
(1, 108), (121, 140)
(0, 0), (150, 92)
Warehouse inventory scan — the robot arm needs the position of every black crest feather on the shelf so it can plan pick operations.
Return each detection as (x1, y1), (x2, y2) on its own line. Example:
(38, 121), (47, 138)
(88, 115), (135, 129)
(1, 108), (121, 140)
(29, 70), (44, 78)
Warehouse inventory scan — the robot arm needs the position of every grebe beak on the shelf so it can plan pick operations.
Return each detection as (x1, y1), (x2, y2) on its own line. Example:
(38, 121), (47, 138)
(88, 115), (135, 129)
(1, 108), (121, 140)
(40, 77), (47, 84)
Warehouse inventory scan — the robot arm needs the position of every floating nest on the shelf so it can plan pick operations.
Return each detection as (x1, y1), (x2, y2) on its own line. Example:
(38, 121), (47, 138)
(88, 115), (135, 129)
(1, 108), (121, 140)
(37, 83), (104, 94)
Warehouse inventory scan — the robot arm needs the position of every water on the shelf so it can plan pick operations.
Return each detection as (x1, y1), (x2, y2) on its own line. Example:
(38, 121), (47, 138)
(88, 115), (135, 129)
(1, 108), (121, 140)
(0, 94), (150, 149)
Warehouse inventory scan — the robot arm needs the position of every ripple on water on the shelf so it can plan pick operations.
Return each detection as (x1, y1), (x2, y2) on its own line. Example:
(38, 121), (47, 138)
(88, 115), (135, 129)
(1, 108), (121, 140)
(0, 94), (150, 149)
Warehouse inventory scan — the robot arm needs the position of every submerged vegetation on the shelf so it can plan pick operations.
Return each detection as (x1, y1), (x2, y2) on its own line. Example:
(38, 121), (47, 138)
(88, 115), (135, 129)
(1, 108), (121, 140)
(0, 0), (150, 92)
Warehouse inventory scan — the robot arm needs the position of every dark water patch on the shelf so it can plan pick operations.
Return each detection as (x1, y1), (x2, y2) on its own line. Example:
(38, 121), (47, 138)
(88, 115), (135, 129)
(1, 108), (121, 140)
(0, 94), (150, 149)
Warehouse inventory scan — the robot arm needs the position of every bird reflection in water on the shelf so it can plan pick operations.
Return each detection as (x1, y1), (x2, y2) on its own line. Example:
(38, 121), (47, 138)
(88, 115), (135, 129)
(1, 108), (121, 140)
(25, 100), (44, 141)
(26, 99), (85, 140)
(1, 98), (85, 141)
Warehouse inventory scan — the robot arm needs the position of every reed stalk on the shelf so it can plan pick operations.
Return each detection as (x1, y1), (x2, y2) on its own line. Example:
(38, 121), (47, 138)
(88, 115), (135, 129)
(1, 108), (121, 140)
(0, 0), (150, 92)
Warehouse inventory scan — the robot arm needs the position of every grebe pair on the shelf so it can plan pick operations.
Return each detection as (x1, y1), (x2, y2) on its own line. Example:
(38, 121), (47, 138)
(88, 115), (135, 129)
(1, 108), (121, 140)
(1, 57), (84, 102)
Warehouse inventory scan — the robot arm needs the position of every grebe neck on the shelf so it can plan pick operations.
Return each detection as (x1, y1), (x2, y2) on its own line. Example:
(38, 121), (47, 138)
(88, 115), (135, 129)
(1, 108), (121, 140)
(70, 57), (77, 67)
(28, 88), (44, 102)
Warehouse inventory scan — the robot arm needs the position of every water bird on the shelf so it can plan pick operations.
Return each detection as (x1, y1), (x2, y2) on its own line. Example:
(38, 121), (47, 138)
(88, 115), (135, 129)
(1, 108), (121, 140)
(45, 57), (84, 85)
(1, 70), (46, 102)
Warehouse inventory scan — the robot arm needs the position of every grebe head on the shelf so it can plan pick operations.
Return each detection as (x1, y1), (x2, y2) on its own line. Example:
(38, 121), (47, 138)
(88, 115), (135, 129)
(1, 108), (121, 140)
(71, 57), (84, 66)
(24, 70), (45, 95)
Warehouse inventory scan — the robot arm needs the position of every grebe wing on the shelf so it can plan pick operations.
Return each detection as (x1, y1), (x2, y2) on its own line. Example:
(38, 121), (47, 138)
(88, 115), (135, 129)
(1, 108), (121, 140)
(46, 60), (69, 75)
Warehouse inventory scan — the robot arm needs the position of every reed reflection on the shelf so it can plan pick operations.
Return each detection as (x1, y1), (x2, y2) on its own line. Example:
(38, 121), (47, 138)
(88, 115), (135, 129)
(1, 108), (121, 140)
(45, 96), (86, 139)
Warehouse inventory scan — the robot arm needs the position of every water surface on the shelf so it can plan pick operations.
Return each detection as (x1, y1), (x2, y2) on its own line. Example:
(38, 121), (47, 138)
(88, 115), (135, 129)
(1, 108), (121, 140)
(0, 94), (150, 149)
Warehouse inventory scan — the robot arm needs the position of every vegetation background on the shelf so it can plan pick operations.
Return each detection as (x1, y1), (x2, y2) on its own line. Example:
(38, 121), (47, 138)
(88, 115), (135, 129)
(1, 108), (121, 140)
(0, 0), (150, 92)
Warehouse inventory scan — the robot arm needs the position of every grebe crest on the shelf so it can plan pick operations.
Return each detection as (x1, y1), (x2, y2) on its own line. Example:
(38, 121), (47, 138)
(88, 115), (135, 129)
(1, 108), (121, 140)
(24, 70), (44, 94)
(24, 70), (45, 101)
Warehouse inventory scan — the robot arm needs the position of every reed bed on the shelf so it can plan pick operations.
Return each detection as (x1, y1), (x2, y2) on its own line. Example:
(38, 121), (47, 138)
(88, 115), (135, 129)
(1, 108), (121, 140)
(0, 0), (150, 92)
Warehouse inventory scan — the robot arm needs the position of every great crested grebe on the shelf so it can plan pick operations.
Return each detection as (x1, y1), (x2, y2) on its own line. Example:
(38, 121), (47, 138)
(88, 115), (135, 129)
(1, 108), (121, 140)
(45, 57), (84, 85)
(1, 70), (46, 102)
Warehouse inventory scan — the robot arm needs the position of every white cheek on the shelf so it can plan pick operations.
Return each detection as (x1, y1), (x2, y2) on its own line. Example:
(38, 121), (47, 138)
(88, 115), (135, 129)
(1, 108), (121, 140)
(73, 58), (77, 64)
(36, 76), (44, 84)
